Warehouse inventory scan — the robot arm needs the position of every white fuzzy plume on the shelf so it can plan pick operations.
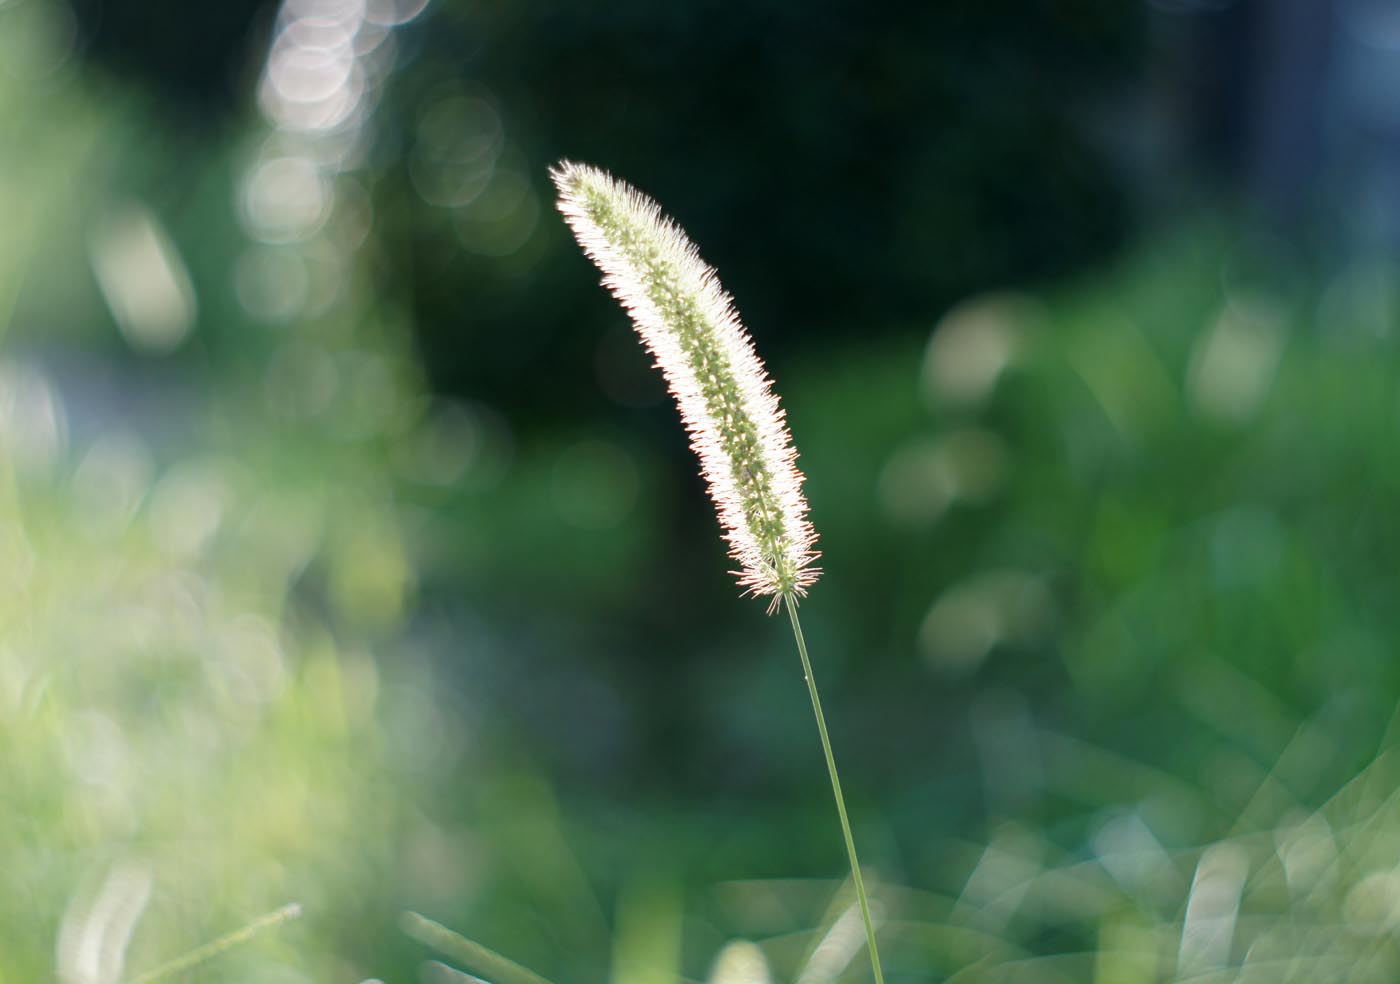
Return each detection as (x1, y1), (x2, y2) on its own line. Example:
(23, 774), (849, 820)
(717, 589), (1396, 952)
(552, 161), (819, 607)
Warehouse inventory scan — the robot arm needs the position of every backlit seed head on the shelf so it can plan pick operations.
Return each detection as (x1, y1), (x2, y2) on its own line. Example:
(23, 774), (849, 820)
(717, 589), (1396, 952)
(552, 161), (819, 607)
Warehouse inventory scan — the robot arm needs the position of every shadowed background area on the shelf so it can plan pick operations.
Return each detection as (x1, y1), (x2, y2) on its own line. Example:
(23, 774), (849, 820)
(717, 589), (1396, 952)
(4, 0), (1400, 981)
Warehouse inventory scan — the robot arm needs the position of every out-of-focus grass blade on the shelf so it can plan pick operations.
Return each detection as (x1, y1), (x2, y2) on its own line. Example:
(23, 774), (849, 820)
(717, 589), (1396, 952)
(609, 876), (681, 984)
(402, 911), (557, 984)
(421, 959), (492, 984)
(791, 875), (884, 984)
(796, 902), (869, 984)
(126, 902), (301, 983)
(707, 940), (772, 984)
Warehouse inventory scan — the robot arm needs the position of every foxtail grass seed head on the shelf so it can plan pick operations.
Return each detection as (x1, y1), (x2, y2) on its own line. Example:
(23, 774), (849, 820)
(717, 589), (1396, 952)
(552, 161), (819, 608)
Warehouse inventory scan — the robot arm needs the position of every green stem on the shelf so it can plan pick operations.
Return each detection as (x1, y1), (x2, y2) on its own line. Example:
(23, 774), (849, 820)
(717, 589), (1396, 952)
(128, 903), (301, 984)
(784, 593), (885, 984)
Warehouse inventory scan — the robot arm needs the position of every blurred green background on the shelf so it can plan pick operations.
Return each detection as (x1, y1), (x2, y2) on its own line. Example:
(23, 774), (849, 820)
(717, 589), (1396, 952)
(5, 0), (1400, 980)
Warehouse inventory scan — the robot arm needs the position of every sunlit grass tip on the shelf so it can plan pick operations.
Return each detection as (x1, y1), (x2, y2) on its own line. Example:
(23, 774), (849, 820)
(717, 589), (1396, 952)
(551, 160), (819, 609)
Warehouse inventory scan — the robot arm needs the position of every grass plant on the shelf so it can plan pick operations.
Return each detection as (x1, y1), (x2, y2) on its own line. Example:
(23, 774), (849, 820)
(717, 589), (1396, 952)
(553, 162), (884, 983)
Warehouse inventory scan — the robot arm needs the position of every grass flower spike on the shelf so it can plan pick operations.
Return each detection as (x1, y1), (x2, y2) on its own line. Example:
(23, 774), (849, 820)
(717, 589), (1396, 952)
(551, 161), (818, 608)
(555, 161), (885, 984)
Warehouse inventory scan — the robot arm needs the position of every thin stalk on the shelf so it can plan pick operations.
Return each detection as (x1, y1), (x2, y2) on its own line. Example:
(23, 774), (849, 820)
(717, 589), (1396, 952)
(785, 593), (885, 984)
(127, 903), (301, 984)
